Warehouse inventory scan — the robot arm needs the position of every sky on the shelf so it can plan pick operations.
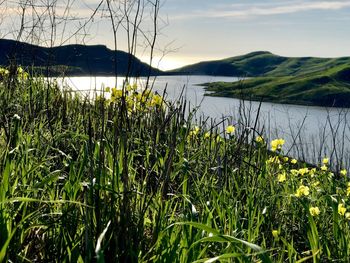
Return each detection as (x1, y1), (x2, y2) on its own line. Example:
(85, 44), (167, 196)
(2, 0), (350, 70)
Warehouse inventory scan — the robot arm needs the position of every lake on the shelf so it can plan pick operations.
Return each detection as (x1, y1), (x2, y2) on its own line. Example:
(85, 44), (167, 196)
(57, 75), (350, 169)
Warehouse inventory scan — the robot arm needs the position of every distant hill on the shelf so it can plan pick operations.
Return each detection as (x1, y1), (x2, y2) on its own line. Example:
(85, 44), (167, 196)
(169, 51), (350, 77)
(0, 39), (162, 76)
(204, 64), (350, 107)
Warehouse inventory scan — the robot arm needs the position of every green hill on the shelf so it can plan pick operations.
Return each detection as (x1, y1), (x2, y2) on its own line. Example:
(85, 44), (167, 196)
(169, 51), (350, 77)
(169, 51), (350, 107)
(204, 64), (350, 107)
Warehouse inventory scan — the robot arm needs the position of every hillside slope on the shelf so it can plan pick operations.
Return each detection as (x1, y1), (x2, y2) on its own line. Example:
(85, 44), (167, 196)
(0, 39), (162, 76)
(204, 65), (350, 107)
(169, 51), (350, 77)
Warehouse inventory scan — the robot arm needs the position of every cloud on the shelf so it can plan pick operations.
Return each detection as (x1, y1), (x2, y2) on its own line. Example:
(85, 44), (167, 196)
(172, 1), (350, 20)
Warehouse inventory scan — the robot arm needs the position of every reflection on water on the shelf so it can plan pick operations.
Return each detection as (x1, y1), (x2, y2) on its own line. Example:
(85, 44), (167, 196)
(56, 75), (350, 168)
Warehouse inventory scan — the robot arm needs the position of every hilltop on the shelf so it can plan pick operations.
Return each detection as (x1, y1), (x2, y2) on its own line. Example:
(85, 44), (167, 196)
(169, 51), (350, 77)
(0, 39), (162, 76)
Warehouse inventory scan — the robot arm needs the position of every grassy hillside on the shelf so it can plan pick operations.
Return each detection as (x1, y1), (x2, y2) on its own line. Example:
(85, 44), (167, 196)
(204, 64), (350, 107)
(169, 51), (350, 77)
(2, 66), (350, 262)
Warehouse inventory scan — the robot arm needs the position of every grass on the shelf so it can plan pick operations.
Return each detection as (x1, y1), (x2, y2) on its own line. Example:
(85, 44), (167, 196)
(1, 67), (350, 262)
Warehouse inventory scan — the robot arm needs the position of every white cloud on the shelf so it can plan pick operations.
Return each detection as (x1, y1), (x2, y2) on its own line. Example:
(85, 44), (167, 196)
(172, 1), (350, 20)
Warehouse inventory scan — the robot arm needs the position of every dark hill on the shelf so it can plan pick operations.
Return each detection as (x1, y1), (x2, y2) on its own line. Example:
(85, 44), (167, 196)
(0, 39), (162, 76)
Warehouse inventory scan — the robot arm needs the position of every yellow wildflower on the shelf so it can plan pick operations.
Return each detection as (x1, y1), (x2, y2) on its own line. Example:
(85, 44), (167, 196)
(298, 168), (309, 176)
(312, 181), (320, 187)
(346, 183), (350, 196)
(340, 169), (347, 176)
(225, 125), (235, 135)
(270, 139), (285, 152)
(322, 158), (329, 165)
(204, 132), (211, 139)
(309, 206), (320, 217)
(256, 136), (264, 143)
(189, 126), (200, 138)
(338, 203), (347, 216)
(272, 230), (279, 239)
(283, 157), (289, 162)
(105, 86), (111, 92)
(150, 94), (163, 107)
(278, 172), (286, 183)
(321, 165), (327, 171)
(291, 159), (297, 164)
(295, 185), (310, 197)
(111, 88), (123, 101)
(290, 169), (299, 176)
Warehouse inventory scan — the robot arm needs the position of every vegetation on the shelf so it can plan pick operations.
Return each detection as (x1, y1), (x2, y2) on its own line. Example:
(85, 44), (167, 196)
(169, 51), (350, 107)
(170, 51), (350, 77)
(1, 66), (350, 262)
(204, 65), (350, 107)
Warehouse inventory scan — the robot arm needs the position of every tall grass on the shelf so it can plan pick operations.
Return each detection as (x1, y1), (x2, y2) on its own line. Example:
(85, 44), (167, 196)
(1, 68), (350, 262)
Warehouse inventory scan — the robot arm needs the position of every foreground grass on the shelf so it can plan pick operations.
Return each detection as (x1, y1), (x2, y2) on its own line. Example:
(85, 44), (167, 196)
(1, 68), (350, 262)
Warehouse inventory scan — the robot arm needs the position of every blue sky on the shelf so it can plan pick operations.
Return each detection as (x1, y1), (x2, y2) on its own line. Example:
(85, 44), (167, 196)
(2, 0), (350, 69)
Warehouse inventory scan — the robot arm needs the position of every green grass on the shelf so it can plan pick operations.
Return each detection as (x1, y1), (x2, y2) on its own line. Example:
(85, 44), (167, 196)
(1, 67), (350, 262)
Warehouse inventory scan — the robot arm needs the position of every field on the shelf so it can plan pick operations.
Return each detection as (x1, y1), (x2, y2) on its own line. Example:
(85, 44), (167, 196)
(1, 67), (350, 262)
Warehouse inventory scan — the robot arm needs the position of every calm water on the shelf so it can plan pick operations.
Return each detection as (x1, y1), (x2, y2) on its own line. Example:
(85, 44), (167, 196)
(57, 75), (350, 168)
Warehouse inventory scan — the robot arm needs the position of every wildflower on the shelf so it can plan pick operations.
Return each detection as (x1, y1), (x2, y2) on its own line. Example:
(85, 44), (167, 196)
(338, 203), (347, 216)
(309, 206), (320, 217)
(111, 88), (123, 101)
(225, 125), (235, 135)
(295, 185), (310, 197)
(283, 157), (289, 162)
(150, 94), (163, 107)
(291, 159), (297, 164)
(204, 132), (211, 139)
(346, 183), (350, 195)
(346, 213), (350, 220)
(17, 66), (24, 74)
(298, 168), (309, 176)
(290, 169), (299, 176)
(340, 169), (347, 176)
(105, 87), (111, 92)
(278, 172), (286, 183)
(272, 230), (279, 238)
(310, 168), (317, 177)
(270, 138), (285, 152)
(322, 158), (329, 165)
(256, 136), (264, 143)
(321, 165), (327, 171)
(189, 126), (200, 137)
(13, 114), (21, 120)
(312, 181), (320, 187)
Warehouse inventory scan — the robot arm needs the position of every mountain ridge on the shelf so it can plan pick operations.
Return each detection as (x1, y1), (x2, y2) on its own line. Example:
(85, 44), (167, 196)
(169, 51), (350, 77)
(0, 39), (162, 76)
